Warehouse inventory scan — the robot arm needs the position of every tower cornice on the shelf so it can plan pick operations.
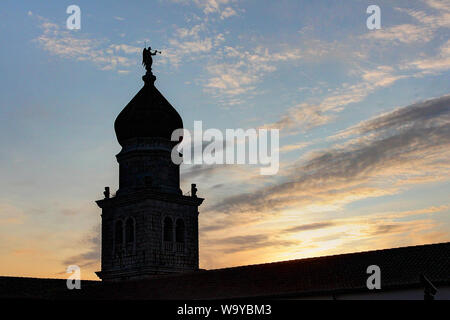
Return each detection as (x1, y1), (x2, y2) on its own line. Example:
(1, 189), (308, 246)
(96, 189), (204, 209)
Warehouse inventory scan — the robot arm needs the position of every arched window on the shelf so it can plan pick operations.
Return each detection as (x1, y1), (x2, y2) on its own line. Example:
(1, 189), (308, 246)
(163, 217), (173, 242)
(115, 220), (123, 245)
(176, 219), (185, 243)
(125, 218), (134, 243)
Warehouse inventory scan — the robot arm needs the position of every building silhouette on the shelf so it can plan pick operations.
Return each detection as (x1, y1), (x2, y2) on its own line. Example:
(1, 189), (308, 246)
(96, 66), (203, 281)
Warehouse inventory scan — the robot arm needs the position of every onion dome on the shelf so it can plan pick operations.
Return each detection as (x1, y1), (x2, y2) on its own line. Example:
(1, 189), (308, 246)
(114, 73), (183, 146)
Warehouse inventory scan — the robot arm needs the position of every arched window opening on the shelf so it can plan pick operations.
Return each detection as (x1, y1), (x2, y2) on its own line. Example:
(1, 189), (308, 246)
(163, 217), (173, 242)
(125, 218), (134, 243)
(115, 221), (123, 245)
(176, 219), (185, 243)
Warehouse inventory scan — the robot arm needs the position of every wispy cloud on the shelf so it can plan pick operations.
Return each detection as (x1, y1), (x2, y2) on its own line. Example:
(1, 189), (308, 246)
(284, 222), (335, 233)
(208, 95), (450, 217)
(62, 225), (100, 270)
(208, 234), (297, 253)
(169, 0), (240, 20)
(161, 21), (225, 67)
(200, 203), (448, 267)
(367, 23), (435, 44)
(405, 39), (450, 74)
(204, 46), (302, 102)
(333, 93), (450, 139)
(366, 0), (450, 44)
(266, 66), (406, 133)
(193, 0), (239, 19)
(268, 34), (450, 133)
(262, 1), (450, 133)
(33, 15), (140, 72)
(278, 142), (311, 153)
(220, 6), (237, 20)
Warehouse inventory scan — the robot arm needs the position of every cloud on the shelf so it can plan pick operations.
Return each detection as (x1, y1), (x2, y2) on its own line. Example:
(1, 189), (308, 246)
(263, 2), (450, 134)
(209, 234), (297, 253)
(367, 24), (434, 44)
(268, 39), (448, 134)
(200, 203), (448, 263)
(403, 1), (450, 29)
(312, 218), (439, 245)
(62, 225), (100, 269)
(278, 142), (311, 153)
(181, 164), (227, 181)
(366, 1), (450, 44)
(169, 0), (240, 21)
(161, 0), (240, 68)
(109, 44), (141, 54)
(266, 66), (407, 133)
(334, 93), (450, 139)
(405, 39), (450, 74)
(204, 46), (302, 100)
(267, 103), (332, 133)
(220, 7), (237, 19)
(169, 37), (214, 55)
(162, 23), (225, 67)
(284, 222), (335, 233)
(193, 0), (238, 18)
(33, 15), (139, 72)
(207, 95), (450, 216)
(176, 24), (206, 38)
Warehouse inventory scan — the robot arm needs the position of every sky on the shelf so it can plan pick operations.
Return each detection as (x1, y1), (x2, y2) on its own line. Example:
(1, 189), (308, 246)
(0, 0), (449, 280)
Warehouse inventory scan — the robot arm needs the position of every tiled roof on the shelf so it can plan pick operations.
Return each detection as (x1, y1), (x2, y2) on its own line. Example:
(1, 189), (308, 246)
(1, 242), (449, 299)
(0, 276), (97, 299)
(63, 242), (450, 299)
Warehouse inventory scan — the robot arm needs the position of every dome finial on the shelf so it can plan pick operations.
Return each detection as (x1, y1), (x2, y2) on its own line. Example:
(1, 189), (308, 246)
(142, 46), (161, 84)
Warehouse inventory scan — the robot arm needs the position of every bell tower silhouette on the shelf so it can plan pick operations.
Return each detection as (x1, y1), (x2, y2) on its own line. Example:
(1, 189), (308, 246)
(96, 49), (203, 281)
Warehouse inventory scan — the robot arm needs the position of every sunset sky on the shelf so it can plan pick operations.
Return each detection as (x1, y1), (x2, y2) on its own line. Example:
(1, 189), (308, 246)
(0, 0), (449, 280)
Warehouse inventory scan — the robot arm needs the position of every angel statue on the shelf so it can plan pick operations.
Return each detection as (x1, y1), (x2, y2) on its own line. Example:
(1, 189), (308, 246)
(142, 46), (161, 72)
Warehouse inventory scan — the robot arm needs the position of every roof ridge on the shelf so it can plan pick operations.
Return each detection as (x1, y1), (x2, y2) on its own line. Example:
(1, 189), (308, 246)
(202, 241), (450, 273)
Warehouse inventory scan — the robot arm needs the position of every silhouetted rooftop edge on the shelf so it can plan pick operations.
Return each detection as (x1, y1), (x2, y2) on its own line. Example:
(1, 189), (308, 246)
(1, 241), (449, 299)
